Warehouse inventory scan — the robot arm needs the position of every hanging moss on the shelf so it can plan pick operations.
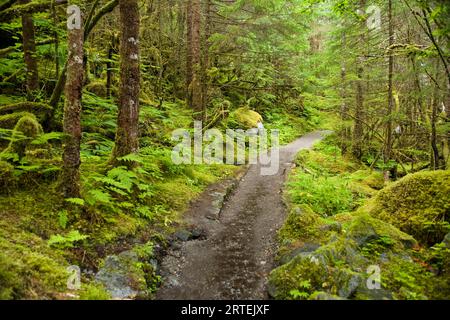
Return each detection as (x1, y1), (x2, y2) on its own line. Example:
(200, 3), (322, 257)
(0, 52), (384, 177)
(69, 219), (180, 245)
(366, 170), (450, 245)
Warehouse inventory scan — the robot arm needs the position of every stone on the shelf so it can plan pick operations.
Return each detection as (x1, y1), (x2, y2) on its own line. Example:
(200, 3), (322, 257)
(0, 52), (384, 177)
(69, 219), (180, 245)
(95, 250), (145, 299)
(174, 230), (192, 242)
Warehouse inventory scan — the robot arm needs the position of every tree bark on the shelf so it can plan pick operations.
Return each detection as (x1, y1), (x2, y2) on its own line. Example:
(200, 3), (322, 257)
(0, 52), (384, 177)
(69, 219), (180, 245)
(20, 0), (39, 95)
(111, 0), (140, 163)
(352, 0), (366, 160)
(61, 8), (84, 198)
(187, 0), (203, 120)
(340, 32), (349, 154)
(201, 0), (212, 121)
(384, 0), (394, 181)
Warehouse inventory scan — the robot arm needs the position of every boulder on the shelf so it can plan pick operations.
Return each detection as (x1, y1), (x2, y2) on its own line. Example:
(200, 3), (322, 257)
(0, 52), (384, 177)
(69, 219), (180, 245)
(366, 170), (450, 245)
(95, 251), (146, 299)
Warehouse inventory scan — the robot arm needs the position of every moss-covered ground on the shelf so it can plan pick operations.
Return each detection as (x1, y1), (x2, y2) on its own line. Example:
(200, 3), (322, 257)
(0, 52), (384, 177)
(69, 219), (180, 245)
(270, 134), (450, 300)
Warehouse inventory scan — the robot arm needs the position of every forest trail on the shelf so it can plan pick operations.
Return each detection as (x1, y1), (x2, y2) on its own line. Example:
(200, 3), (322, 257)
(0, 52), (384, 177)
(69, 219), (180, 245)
(156, 131), (330, 300)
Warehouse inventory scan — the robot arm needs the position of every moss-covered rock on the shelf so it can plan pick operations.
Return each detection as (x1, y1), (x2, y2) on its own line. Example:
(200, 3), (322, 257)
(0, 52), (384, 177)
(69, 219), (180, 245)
(278, 205), (325, 244)
(2, 114), (44, 159)
(346, 214), (417, 250)
(0, 111), (37, 129)
(366, 170), (450, 245)
(228, 107), (263, 129)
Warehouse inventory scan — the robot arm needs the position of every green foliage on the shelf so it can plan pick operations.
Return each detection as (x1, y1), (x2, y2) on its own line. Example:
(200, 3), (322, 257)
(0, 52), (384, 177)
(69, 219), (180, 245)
(48, 230), (89, 249)
(287, 172), (354, 217)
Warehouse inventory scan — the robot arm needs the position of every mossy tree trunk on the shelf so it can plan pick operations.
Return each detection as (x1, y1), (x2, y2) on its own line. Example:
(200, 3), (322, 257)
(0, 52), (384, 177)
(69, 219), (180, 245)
(61, 7), (84, 198)
(111, 0), (140, 163)
(352, 0), (366, 160)
(384, 0), (394, 181)
(20, 0), (39, 96)
(187, 0), (203, 120)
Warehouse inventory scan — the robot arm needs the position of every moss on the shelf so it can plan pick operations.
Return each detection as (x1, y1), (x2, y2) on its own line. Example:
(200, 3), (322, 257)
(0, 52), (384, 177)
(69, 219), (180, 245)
(2, 114), (44, 159)
(0, 160), (17, 193)
(0, 220), (70, 299)
(346, 214), (417, 251)
(0, 102), (52, 121)
(0, 111), (37, 129)
(268, 253), (329, 299)
(85, 81), (108, 98)
(278, 204), (325, 244)
(228, 107), (263, 129)
(366, 170), (450, 245)
(78, 282), (111, 300)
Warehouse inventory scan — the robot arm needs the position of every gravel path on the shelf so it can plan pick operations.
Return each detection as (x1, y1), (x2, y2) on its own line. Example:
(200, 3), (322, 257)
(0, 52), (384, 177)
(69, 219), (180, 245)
(156, 131), (330, 300)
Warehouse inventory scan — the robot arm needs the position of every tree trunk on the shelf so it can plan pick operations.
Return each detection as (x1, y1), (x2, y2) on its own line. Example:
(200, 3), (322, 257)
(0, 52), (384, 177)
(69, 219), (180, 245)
(61, 8), (84, 198)
(106, 34), (114, 98)
(20, 0), (39, 95)
(201, 0), (212, 122)
(352, 0), (366, 160)
(384, 0), (394, 181)
(340, 32), (349, 154)
(187, 0), (203, 120)
(111, 0), (140, 163)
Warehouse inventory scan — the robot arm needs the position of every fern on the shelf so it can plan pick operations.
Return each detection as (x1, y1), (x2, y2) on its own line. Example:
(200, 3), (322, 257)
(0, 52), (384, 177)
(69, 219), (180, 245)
(117, 153), (144, 164)
(48, 230), (89, 248)
(65, 198), (85, 206)
(85, 189), (113, 205)
(31, 132), (66, 145)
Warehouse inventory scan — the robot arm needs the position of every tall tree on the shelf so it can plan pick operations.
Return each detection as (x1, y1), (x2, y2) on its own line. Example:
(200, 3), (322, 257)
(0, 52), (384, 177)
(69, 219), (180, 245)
(186, 0), (203, 120)
(61, 4), (84, 198)
(111, 0), (140, 162)
(384, 0), (395, 181)
(20, 0), (39, 95)
(352, 0), (366, 160)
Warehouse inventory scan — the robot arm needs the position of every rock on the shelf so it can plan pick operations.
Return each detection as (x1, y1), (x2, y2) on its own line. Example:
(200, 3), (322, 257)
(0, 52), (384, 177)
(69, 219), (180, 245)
(309, 291), (346, 300)
(337, 271), (362, 298)
(279, 242), (321, 265)
(174, 230), (192, 242)
(320, 222), (342, 233)
(355, 286), (393, 300)
(191, 227), (206, 240)
(346, 214), (417, 249)
(367, 170), (450, 245)
(95, 250), (145, 299)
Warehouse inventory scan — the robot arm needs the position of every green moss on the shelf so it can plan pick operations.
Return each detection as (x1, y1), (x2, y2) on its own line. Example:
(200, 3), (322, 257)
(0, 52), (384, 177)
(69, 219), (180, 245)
(278, 204), (325, 244)
(366, 170), (450, 245)
(85, 82), (108, 98)
(228, 107), (263, 129)
(346, 214), (417, 251)
(0, 102), (52, 121)
(0, 111), (37, 129)
(268, 254), (329, 300)
(2, 114), (44, 159)
(0, 160), (16, 193)
(78, 282), (111, 300)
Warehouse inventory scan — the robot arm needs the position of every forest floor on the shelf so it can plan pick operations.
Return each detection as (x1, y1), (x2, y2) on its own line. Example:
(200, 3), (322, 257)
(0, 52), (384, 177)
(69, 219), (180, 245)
(156, 131), (330, 299)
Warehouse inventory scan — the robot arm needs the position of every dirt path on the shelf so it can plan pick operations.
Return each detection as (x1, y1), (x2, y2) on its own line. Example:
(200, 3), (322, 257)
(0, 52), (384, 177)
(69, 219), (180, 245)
(156, 131), (330, 300)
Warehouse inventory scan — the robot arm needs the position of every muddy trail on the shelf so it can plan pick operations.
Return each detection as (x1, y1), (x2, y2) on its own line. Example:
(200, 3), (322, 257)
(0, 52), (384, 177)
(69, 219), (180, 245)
(156, 131), (330, 300)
